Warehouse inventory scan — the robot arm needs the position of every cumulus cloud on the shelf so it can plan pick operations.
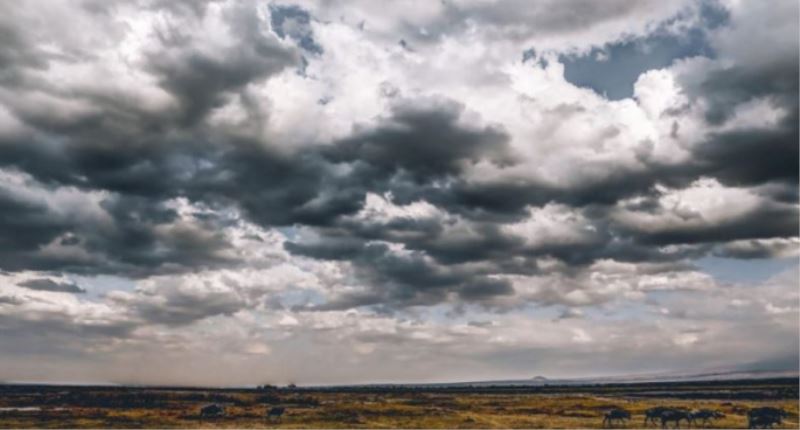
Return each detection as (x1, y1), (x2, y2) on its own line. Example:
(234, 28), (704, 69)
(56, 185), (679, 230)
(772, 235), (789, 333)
(0, 0), (796, 384)
(714, 238), (800, 259)
(17, 278), (86, 294)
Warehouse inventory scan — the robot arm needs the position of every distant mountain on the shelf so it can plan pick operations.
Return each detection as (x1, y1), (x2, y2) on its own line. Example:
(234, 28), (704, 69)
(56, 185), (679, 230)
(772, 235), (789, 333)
(605, 368), (800, 384)
(349, 367), (799, 389)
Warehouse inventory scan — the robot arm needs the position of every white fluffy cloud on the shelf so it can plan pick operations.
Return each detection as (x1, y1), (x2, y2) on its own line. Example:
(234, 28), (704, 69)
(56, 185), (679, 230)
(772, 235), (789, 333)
(0, 0), (796, 384)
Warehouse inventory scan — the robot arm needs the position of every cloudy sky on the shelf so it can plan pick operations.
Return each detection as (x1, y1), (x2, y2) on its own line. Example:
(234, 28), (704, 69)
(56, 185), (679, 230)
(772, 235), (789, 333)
(0, 0), (797, 387)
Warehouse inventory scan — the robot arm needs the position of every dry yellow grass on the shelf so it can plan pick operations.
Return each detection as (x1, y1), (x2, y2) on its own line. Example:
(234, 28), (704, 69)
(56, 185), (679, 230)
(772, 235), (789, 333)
(0, 381), (797, 429)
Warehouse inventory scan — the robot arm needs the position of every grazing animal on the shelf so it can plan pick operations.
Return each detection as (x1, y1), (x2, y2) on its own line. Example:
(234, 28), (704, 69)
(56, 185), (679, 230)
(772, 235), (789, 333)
(200, 403), (224, 418)
(690, 409), (724, 427)
(748, 407), (787, 429)
(748, 414), (781, 429)
(602, 408), (631, 428)
(644, 407), (678, 426)
(267, 406), (286, 422)
(660, 409), (692, 428)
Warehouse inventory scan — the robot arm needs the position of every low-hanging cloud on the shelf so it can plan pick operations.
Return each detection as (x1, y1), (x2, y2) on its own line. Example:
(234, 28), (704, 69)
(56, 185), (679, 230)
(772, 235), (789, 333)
(0, 0), (796, 384)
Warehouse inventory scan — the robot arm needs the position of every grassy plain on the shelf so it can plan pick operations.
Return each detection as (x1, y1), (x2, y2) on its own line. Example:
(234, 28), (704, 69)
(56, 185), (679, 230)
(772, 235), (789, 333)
(0, 378), (796, 428)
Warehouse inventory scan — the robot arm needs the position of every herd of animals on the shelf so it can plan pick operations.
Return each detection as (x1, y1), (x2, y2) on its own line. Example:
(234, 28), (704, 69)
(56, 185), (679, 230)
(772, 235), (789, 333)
(198, 402), (791, 428)
(200, 403), (286, 422)
(603, 406), (790, 429)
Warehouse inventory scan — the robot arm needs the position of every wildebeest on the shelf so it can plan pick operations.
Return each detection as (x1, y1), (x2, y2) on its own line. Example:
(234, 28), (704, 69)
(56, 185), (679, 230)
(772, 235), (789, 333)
(749, 414), (782, 429)
(660, 409), (692, 428)
(200, 403), (224, 418)
(690, 409), (724, 427)
(602, 408), (631, 427)
(267, 406), (286, 422)
(644, 407), (678, 426)
(748, 407), (788, 429)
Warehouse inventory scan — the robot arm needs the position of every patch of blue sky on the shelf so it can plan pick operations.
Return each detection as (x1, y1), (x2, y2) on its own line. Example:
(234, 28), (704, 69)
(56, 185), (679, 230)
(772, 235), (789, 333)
(277, 225), (299, 241)
(276, 288), (327, 309)
(695, 256), (798, 285)
(559, 0), (729, 100)
(69, 275), (137, 299)
(588, 300), (654, 321)
(269, 3), (323, 54)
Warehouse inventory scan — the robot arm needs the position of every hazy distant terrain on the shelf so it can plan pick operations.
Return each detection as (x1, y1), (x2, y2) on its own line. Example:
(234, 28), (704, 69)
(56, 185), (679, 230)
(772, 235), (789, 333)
(0, 0), (797, 390)
(0, 378), (796, 428)
(408, 369), (800, 388)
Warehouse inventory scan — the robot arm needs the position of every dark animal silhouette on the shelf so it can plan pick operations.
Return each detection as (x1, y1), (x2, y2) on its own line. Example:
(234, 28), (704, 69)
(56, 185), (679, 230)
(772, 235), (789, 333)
(660, 409), (692, 428)
(748, 407), (788, 429)
(644, 407), (679, 426)
(602, 408), (631, 427)
(267, 406), (286, 422)
(690, 409), (724, 427)
(200, 403), (224, 418)
(749, 414), (782, 429)
(749, 407), (788, 419)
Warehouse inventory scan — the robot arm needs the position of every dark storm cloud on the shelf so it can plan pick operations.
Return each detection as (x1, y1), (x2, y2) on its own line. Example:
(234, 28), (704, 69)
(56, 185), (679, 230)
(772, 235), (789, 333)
(0, 22), (296, 202)
(403, 224), (526, 266)
(630, 212), (797, 246)
(116, 288), (246, 326)
(613, 198), (799, 247)
(0, 0), (796, 315)
(459, 278), (514, 300)
(0, 91), (519, 277)
(0, 179), (237, 276)
(486, 112), (799, 219)
(280, 82), (797, 306)
(437, 169), (678, 217)
(0, 186), (70, 264)
(325, 101), (515, 180)
(17, 278), (86, 293)
(0, 1), (300, 275)
(88, 196), (236, 275)
(677, 21), (799, 188)
(290, 240), (515, 310)
(202, 141), (361, 227)
(693, 116), (799, 187)
(291, 217), (685, 271)
(288, 204), (726, 310)
(212, 99), (516, 232)
(0, 0), (299, 192)
(148, 6), (300, 126)
(713, 239), (799, 260)
(690, 56), (798, 126)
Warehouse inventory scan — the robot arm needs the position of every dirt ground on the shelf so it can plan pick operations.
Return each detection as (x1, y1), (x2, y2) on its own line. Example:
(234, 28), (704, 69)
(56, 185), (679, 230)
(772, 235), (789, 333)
(0, 378), (796, 428)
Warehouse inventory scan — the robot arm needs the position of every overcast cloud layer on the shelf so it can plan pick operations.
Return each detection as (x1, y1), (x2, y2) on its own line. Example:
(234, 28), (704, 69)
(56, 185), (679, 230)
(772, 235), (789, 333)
(0, 0), (797, 386)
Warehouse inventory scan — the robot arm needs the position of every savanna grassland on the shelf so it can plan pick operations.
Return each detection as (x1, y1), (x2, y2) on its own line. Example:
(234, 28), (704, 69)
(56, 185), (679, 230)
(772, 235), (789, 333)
(0, 378), (796, 429)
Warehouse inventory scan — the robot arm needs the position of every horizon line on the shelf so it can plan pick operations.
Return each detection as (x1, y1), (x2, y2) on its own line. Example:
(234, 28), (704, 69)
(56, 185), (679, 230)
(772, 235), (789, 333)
(3, 368), (797, 390)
